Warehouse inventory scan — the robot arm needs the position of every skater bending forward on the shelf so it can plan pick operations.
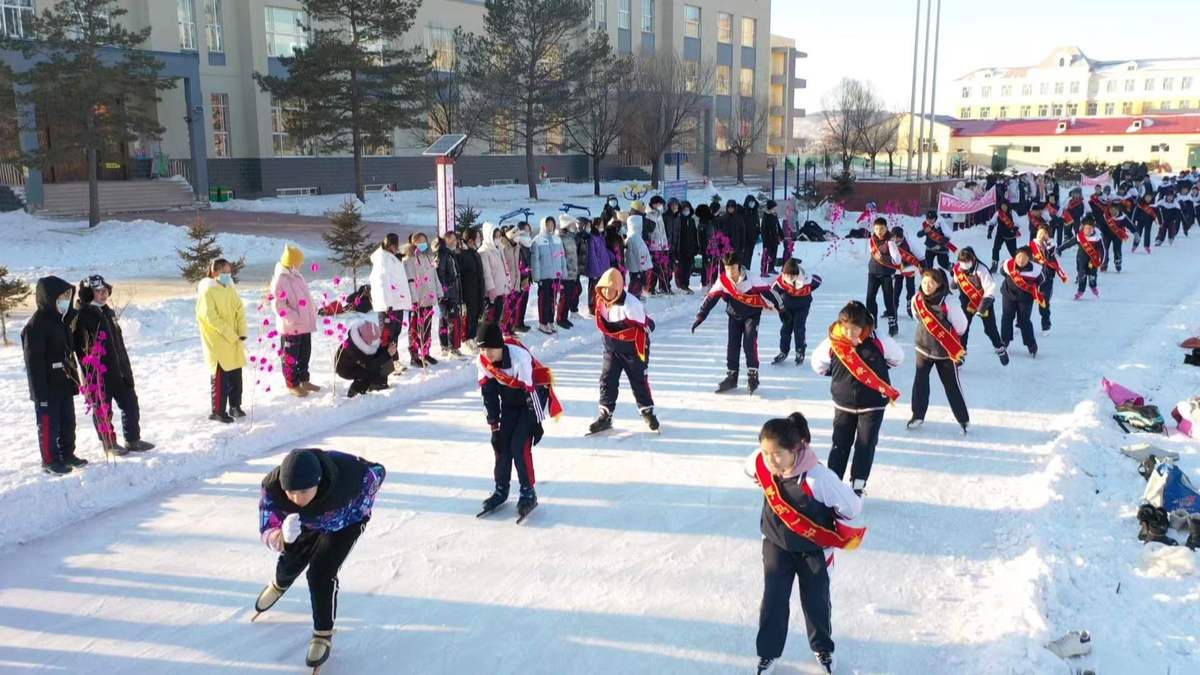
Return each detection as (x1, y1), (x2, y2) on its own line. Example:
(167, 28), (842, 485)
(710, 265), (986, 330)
(476, 322), (563, 521)
(811, 301), (903, 496)
(255, 448), (386, 670)
(746, 412), (865, 674)
(692, 252), (781, 394)
(589, 268), (659, 435)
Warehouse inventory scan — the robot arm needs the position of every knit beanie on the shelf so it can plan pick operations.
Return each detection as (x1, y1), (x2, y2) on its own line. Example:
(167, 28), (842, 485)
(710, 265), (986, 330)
(281, 244), (304, 269)
(480, 322), (505, 349)
(279, 449), (322, 491)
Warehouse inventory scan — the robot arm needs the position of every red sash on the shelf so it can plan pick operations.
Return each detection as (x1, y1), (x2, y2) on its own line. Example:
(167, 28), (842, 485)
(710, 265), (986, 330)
(1089, 196), (1106, 213)
(829, 326), (900, 403)
(1077, 230), (1103, 270)
(922, 223), (958, 252)
(953, 264), (985, 315)
(479, 338), (564, 419)
(1063, 197), (1084, 225)
(998, 210), (1021, 237)
(719, 271), (772, 309)
(1046, 203), (1059, 219)
(1029, 212), (1048, 234)
(869, 237), (902, 271)
(1030, 241), (1068, 283)
(1105, 213), (1131, 241)
(754, 453), (866, 550)
(774, 276), (813, 297)
(897, 244), (923, 275)
(913, 294), (966, 363)
(1137, 202), (1160, 223)
(1004, 259), (1047, 307)
(594, 301), (649, 363)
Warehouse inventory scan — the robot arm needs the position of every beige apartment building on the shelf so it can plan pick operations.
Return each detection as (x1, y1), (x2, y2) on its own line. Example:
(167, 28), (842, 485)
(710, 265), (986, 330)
(1, 0), (803, 202)
(956, 46), (1200, 121)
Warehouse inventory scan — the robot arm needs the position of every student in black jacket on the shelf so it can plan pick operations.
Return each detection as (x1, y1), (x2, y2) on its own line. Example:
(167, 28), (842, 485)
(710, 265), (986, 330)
(999, 247), (1046, 357)
(716, 199), (745, 267)
(990, 201), (1021, 273)
(72, 275), (154, 454)
(771, 258), (822, 365)
(864, 218), (902, 337)
(674, 200), (700, 293)
(811, 301), (904, 496)
(335, 320), (396, 397)
(693, 252), (781, 394)
(1058, 216), (1104, 300)
(916, 210), (955, 271)
(740, 195), (762, 269)
(435, 232), (465, 357)
(759, 200), (783, 276)
(588, 269), (658, 434)
(456, 228), (486, 349)
(907, 269), (970, 433)
(21, 276), (82, 475)
(1131, 191), (1158, 253)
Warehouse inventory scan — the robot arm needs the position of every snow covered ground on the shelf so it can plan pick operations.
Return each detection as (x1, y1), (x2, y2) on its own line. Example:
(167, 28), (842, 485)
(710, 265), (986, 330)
(1, 207), (1198, 673)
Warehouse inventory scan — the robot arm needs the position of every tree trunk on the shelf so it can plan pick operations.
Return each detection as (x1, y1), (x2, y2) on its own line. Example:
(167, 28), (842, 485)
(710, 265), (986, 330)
(1, 314), (8, 345)
(736, 152), (745, 184)
(649, 157), (661, 188)
(86, 110), (99, 227)
(350, 67), (365, 203)
(592, 154), (601, 196)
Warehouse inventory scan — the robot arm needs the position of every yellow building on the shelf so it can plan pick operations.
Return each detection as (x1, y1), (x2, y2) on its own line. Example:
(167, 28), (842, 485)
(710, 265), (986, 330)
(955, 46), (1200, 121)
(899, 113), (1200, 174)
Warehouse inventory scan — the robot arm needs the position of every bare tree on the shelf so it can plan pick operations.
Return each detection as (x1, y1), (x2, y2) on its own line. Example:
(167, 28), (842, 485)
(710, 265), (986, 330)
(625, 53), (715, 188)
(820, 78), (881, 177)
(858, 110), (901, 175)
(564, 49), (633, 196)
(883, 131), (899, 177)
(407, 28), (484, 147)
(720, 96), (770, 185)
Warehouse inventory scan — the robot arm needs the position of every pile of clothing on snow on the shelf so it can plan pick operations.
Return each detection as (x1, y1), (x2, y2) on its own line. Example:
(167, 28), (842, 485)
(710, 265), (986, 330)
(1103, 378), (1200, 549)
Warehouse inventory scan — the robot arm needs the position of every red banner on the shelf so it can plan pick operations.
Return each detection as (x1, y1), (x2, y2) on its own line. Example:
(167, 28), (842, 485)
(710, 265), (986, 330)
(937, 188), (997, 215)
(1081, 171), (1112, 187)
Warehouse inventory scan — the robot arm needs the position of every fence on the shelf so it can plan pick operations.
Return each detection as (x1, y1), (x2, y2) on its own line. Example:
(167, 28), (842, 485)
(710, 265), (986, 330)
(0, 163), (27, 187)
(167, 158), (194, 185)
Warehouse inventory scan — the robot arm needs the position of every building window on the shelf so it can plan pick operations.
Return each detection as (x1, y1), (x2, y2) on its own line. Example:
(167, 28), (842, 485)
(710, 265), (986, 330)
(1161, 101), (1172, 110)
(1001, 85), (1012, 96)
(1037, 104), (1048, 117)
(271, 98), (311, 156)
(1151, 144), (1169, 153)
(1021, 84), (1032, 96)
(266, 7), (307, 58)
(1039, 82), (1049, 95)
(641, 0), (653, 33)
(715, 117), (729, 151)
(739, 67), (754, 97)
(715, 64), (731, 95)
(770, 83), (784, 107)
(1051, 104), (1062, 116)
(1124, 79), (1134, 92)
(1144, 78), (1155, 91)
(1121, 101), (1133, 114)
(1019, 105), (1031, 117)
(178, 0), (197, 50)
(427, 25), (455, 72)
(1106, 80), (1117, 93)
(981, 86), (991, 98)
(1163, 77), (1174, 91)
(1065, 146), (1081, 153)
(0, 0), (32, 38)
(1107, 145), (1124, 152)
(772, 51), (786, 76)
(1086, 102), (1097, 116)
(1070, 81), (1079, 94)
(1022, 146), (1040, 153)
(684, 59), (699, 92)
(717, 12), (732, 43)
(979, 106), (991, 119)
(210, 93), (230, 158)
(684, 5), (700, 39)
(364, 137), (393, 156)
(1053, 81), (1064, 94)
(769, 115), (783, 138)
(1184, 76), (1193, 90)
(959, 107), (971, 119)
(594, 0), (605, 27)
(1065, 103), (1078, 116)
(1182, 100), (1193, 110)
(617, 0), (629, 29)
(1103, 102), (1115, 115)
(204, 0), (223, 52)
(961, 87), (970, 99)
(998, 106), (1007, 119)
(741, 17), (756, 47)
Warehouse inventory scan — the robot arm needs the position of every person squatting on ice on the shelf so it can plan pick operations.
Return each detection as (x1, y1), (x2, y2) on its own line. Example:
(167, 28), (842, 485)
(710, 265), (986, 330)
(693, 252), (782, 395)
(811, 301), (904, 497)
(588, 269), (659, 435)
(196, 259), (247, 424)
(771, 258), (822, 366)
(475, 323), (563, 522)
(72, 274), (154, 454)
(254, 448), (386, 670)
(270, 245), (321, 398)
(22, 276), (82, 475)
(746, 412), (865, 675)
(907, 268), (970, 434)
(335, 320), (397, 397)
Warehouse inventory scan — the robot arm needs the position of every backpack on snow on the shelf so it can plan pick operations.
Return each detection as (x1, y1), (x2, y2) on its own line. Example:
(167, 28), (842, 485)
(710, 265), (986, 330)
(798, 220), (829, 241)
(1113, 403), (1166, 434)
(1142, 461), (1200, 514)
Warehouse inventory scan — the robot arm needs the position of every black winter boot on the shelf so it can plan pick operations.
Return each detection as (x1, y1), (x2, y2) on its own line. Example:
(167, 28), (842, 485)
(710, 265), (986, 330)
(588, 412), (613, 435)
(887, 315), (899, 337)
(480, 485), (509, 514)
(747, 368), (760, 394)
(715, 370), (738, 393)
(1188, 516), (1200, 551)
(517, 487), (538, 520)
(640, 408), (660, 432)
(1136, 503), (1176, 545)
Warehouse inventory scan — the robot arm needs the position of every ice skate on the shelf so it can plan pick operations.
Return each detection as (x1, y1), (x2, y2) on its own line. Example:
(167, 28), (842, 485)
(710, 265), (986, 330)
(587, 412), (613, 436)
(715, 370), (738, 393)
(1045, 630), (1092, 659)
(755, 657), (777, 674)
(538, 323), (554, 335)
(641, 409), (660, 432)
(906, 418), (923, 430)
(996, 346), (1010, 366)
(1091, 287), (1099, 298)
(1073, 291), (1083, 300)
(795, 345), (806, 365)
(476, 486), (509, 517)
(747, 368), (760, 394)
(771, 352), (788, 365)
(301, 382), (322, 393)
(252, 580), (288, 620)
(814, 651), (835, 673)
(306, 631), (332, 671)
(516, 487), (538, 524)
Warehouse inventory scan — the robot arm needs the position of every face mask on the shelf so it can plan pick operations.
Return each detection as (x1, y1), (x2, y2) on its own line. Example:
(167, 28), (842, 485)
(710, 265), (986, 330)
(682, 209), (691, 217)
(218, 273), (233, 286)
(518, 234), (532, 246)
(619, 227), (628, 236)
(417, 242), (429, 253)
(56, 298), (71, 314)
(608, 200), (617, 207)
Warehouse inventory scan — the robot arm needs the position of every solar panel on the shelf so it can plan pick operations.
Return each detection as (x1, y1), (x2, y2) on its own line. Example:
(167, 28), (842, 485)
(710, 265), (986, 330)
(421, 133), (468, 157)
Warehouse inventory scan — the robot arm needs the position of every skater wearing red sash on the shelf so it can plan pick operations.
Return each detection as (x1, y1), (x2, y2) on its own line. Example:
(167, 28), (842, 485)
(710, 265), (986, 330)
(770, 258), (822, 365)
(745, 412), (864, 675)
(811, 301), (904, 496)
(951, 247), (1009, 365)
(864, 218), (902, 337)
(890, 225), (922, 319)
(588, 269), (659, 435)
(1000, 247), (1046, 358)
(1098, 202), (1130, 272)
(990, 201), (1021, 273)
(1131, 191), (1159, 254)
(693, 252), (781, 394)
(1030, 227), (1068, 334)
(1061, 187), (1086, 246)
(1059, 216), (1104, 300)
(916, 210), (956, 271)
(907, 268), (970, 433)
(475, 323), (562, 522)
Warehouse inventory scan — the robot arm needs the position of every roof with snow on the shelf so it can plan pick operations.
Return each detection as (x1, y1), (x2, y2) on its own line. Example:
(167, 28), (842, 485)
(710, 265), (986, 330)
(956, 47), (1200, 81)
(942, 115), (1200, 138)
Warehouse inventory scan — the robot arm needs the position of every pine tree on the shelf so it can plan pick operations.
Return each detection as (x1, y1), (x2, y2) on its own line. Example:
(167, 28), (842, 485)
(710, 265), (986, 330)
(177, 217), (243, 283)
(0, 0), (175, 227)
(0, 266), (32, 346)
(254, 0), (431, 202)
(455, 203), (481, 231)
(323, 202), (374, 287)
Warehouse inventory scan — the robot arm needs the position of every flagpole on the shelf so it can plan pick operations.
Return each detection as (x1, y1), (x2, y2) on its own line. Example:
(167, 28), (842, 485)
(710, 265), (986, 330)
(905, 0), (921, 181)
(915, 0), (932, 183)
(925, 0), (942, 179)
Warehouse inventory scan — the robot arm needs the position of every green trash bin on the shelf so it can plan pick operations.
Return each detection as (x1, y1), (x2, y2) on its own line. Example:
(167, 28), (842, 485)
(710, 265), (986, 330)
(208, 186), (220, 201)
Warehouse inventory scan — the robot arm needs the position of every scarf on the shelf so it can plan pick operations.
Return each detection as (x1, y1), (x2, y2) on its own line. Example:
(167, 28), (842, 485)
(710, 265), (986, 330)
(829, 324), (900, 403)
(479, 338), (564, 419)
(594, 298), (649, 363)
(1078, 230), (1103, 270)
(914, 293), (966, 363)
(869, 236), (901, 271)
(953, 263), (986, 315)
(754, 452), (866, 550)
(1104, 213), (1131, 240)
(1030, 241), (1068, 282)
(719, 270), (772, 309)
(1004, 259), (1047, 307)
(922, 222), (958, 252)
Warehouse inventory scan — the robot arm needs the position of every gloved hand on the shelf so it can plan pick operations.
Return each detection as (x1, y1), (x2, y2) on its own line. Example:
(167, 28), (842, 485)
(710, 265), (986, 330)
(981, 297), (995, 316)
(532, 422), (545, 446)
(282, 513), (302, 544)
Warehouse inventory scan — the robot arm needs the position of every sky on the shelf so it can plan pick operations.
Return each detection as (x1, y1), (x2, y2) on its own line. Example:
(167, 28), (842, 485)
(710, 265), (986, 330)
(773, 0), (1199, 114)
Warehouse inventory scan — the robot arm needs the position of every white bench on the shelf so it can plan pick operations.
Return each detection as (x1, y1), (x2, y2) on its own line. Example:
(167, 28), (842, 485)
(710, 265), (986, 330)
(276, 186), (320, 197)
(490, 178), (517, 186)
(363, 183), (393, 192)
(545, 176), (566, 184)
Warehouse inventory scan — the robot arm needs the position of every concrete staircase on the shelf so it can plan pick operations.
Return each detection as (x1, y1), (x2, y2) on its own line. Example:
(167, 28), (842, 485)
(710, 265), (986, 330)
(38, 179), (198, 217)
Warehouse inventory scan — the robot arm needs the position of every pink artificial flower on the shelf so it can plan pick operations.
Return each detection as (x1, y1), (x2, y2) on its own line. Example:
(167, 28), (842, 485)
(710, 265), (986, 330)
(279, 309), (288, 317)
(298, 299), (307, 307)
(311, 263), (320, 273)
(333, 276), (342, 286)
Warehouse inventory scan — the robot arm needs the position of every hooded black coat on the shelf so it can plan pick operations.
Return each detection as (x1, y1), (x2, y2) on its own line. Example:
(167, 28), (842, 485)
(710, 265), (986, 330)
(21, 276), (80, 402)
(71, 285), (135, 396)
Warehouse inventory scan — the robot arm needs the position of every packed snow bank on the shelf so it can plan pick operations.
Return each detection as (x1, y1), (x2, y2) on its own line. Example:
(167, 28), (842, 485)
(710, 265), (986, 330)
(0, 210), (313, 281)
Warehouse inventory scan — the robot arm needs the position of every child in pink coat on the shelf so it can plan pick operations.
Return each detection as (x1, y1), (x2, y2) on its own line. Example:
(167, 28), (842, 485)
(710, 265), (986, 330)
(271, 244), (320, 397)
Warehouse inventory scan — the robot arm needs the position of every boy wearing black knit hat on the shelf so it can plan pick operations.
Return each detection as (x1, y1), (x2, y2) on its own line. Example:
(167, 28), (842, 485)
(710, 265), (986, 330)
(253, 448), (386, 670)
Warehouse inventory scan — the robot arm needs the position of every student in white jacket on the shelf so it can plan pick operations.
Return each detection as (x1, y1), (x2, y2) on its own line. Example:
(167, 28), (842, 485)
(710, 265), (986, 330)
(368, 233), (412, 368)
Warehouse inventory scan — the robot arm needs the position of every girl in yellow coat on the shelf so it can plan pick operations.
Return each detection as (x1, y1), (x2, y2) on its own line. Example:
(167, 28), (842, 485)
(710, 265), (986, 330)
(196, 258), (247, 423)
